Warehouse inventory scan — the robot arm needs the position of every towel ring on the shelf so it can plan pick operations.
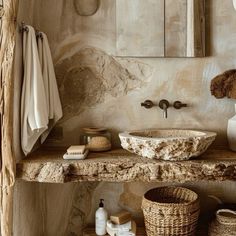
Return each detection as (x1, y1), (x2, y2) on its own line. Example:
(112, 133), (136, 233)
(74, 0), (100, 16)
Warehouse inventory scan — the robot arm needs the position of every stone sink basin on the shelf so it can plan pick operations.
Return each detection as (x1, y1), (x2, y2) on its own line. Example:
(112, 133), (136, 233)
(119, 129), (217, 161)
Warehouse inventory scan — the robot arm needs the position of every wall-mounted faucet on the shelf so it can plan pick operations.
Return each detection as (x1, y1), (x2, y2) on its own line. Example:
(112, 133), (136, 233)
(159, 99), (170, 119)
(141, 99), (187, 119)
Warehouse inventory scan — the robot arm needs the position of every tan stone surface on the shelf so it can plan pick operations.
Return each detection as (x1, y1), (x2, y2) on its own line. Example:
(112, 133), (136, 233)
(55, 47), (152, 121)
(119, 129), (216, 161)
(16, 148), (236, 183)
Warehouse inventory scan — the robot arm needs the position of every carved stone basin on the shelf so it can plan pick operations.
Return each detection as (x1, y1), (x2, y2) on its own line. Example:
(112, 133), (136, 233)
(119, 129), (217, 161)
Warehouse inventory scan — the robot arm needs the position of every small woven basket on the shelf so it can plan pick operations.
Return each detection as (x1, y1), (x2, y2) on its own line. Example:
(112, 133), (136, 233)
(141, 186), (200, 236)
(209, 209), (236, 236)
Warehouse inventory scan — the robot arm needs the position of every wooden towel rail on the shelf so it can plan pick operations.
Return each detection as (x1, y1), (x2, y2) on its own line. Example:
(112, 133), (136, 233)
(0, 0), (18, 235)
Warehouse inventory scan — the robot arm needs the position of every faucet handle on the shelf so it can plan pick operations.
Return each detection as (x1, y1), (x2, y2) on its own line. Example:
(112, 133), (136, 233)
(141, 100), (154, 109)
(173, 101), (187, 109)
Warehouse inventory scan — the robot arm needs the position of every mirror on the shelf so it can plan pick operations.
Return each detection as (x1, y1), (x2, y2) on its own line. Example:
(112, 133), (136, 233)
(116, 0), (205, 57)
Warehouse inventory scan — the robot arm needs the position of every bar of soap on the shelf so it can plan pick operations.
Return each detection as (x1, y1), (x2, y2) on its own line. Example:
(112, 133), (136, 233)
(67, 145), (86, 154)
(110, 211), (132, 225)
(63, 149), (89, 160)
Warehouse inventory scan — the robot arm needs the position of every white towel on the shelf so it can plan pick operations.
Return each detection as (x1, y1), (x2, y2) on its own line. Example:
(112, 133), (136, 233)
(21, 26), (48, 155)
(37, 32), (63, 143)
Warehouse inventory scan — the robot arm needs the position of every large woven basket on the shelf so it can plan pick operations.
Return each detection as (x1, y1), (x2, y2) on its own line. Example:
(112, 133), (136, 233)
(141, 187), (200, 236)
(209, 209), (236, 236)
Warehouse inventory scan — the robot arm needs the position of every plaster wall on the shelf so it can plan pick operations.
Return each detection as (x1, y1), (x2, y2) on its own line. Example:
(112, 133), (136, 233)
(29, 0), (236, 148)
(13, 0), (236, 235)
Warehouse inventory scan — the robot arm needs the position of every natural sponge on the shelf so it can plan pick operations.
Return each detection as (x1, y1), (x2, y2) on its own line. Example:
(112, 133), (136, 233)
(211, 69), (236, 99)
(224, 72), (236, 98)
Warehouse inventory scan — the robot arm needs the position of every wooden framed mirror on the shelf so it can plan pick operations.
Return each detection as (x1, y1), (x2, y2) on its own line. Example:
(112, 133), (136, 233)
(116, 0), (205, 57)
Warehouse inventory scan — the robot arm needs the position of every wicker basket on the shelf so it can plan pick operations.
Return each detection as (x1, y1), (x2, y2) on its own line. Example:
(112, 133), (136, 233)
(141, 186), (200, 236)
(209, 209), (236, 236)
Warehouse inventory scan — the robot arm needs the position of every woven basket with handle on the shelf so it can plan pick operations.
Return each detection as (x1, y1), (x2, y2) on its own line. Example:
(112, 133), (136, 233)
(209, 209), (236, 236)
(141, 186), (200, 236)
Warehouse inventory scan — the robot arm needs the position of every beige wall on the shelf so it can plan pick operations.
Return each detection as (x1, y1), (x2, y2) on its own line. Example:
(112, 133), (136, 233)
(24, 0), (236, 148)
(13, 0), (236, 235)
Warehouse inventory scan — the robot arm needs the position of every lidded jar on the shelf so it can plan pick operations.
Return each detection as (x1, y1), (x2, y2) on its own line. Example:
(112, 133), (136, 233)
(80, 127), (111, 152)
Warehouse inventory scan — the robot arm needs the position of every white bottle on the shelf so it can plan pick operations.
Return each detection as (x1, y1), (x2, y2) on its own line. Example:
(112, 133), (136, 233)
(227, 104), (236, 151)
(95, 199), (108, 235)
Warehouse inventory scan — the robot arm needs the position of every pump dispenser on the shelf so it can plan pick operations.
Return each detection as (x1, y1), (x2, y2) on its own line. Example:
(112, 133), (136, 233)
(95, 199), (108, 235)
(228, 104), (236, 151)
(99, 199), (104, 207)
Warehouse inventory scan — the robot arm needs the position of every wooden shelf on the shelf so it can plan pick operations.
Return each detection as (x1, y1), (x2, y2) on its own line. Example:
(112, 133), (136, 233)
(16, 147), (236, 183)
(83, 227), (146, 236)
(83, 226), (207, 236)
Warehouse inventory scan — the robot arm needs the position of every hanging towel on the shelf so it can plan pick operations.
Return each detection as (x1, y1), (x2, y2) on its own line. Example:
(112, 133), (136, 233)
(21, 26), (48, 155)
(37, 32), (63, 143)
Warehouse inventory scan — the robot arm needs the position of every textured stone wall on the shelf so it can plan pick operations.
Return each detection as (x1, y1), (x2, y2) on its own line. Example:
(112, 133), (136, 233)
(55, 47), (152, 121)
(13, 0), (236, 235)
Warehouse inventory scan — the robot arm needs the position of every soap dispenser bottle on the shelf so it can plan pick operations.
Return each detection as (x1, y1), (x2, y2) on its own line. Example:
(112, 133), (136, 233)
(227, 104), (236, 151)
(95, 199), (108, 235)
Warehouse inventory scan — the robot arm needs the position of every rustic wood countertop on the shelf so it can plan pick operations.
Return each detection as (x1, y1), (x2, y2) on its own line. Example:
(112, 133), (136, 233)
(83, 226), (208, 236)
(16, 147), (236, 183)
(83, 227), (146, 236)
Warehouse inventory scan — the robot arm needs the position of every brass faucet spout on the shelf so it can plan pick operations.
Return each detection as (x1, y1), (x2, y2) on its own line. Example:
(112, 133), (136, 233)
(159, 99), (170, 119)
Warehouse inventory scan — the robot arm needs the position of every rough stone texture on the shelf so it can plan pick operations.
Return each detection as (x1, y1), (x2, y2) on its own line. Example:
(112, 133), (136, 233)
(119, 129), (217, 161)
(55, 47), (152, 120)
(16, 148), (236, 183)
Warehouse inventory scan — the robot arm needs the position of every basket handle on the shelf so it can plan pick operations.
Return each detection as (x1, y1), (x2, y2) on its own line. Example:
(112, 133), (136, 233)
(216, 209), (236, 226)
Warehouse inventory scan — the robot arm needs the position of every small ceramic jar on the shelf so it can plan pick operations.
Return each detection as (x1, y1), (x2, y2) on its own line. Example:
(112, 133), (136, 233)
(80, 127), (112, 152)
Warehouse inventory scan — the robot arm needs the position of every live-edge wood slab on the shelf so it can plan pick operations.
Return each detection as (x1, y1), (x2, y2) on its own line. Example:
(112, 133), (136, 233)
(83, 227), (207, 236)
(16, 148), (236, 183)
(83, 227), (146, 236)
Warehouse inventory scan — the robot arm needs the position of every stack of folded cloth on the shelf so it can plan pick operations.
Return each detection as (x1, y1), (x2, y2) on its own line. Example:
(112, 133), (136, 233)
(107, 211), (136, 236)
(63, 145), (89, 160)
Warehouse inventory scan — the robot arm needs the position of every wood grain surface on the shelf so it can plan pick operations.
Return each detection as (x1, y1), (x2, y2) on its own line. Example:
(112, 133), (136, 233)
(116, 0), (205, 57)
(0, 0), (18, 235)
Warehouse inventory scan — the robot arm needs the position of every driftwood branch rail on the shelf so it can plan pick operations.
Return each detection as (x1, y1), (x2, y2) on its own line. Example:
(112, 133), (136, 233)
(0, 0), (18, 235)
